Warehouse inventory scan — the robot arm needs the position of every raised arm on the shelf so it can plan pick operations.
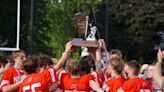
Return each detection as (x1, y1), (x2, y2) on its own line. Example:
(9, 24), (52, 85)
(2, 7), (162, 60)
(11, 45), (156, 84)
(88, 39), (108, 73)
(153, 49), (164, 88)
(54, 41), (74, 70)
(96, 39), (109, 61)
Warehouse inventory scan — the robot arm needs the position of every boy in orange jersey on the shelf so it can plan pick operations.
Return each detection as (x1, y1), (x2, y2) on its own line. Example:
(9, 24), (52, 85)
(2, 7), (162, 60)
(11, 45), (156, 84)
(102, 49), (123, 81)
(118, 60), (152, 92)
(90, 57), (125, 92)
(0, 55), (11, 92)
(0, 50), (26, 92)
(19, 41), (73, 92)
(80, 55), (103, 87)
(0, 55), (10, 80)
(19, 56), (58, 92)
(59, 59), (95, 92)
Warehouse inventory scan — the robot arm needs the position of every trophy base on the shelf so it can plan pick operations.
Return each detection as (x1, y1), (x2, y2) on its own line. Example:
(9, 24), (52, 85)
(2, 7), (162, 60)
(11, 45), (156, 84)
(72, 38), (98, 47)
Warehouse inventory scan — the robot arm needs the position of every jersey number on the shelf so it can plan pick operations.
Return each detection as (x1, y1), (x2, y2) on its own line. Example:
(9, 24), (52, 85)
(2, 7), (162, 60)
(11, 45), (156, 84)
(23, 83), (41, 92)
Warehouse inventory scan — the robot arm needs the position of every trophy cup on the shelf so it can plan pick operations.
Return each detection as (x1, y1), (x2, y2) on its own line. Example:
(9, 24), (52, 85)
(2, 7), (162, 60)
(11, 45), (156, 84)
(72, 11), (99, 47)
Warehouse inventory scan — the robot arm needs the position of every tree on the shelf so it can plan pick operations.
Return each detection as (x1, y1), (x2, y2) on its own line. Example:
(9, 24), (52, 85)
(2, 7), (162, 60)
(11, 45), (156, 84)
(96, 0), (164, 63)
(49, 0), (101, 58)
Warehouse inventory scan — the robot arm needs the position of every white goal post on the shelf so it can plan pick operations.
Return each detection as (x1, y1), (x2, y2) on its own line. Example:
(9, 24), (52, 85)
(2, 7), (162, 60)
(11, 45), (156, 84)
(0, 0), (20, 51)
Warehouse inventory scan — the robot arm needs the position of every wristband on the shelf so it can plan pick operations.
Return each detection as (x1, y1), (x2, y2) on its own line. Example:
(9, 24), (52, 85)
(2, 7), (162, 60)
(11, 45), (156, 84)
(158, 60), (163, 63)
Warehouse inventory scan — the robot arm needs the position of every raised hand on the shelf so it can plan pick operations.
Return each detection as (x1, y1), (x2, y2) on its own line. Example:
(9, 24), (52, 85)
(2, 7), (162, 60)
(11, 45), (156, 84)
(157, 49), (164, 62)
(65, 41), (74, 53)
(89, 80), (101, 91)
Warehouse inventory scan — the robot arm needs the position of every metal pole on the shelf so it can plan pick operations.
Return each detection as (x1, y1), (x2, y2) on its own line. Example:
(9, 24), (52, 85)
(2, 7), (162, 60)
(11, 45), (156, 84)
(105, 1), (109, 48)
(16, 0), (20, 50)
(29, 0), (34, 55)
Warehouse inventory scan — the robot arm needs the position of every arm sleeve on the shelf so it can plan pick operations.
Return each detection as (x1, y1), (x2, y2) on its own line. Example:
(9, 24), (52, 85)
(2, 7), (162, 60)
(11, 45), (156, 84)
(161, 79), (164, 89)
(43, 68), (58, 86)
(0, 69), (12, 88)
(95, 60), (103, 74)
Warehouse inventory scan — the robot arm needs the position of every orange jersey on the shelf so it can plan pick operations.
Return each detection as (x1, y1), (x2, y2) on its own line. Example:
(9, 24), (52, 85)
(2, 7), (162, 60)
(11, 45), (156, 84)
(102, 77), (125, 92)
(19, 68), (58, 92)
(56, 68), (68, 81)
(59, 73), (94, 92)
(90, 71), (102, 87)
(55, 68), (68, 92)
(119, 77), (153, 92)
(102, 68), (111, 82)
(0, 66), (25, 91)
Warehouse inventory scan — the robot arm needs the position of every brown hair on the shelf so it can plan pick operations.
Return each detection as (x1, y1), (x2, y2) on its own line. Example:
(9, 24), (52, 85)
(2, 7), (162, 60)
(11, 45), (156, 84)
(23, 56), (39, 74)
(0, 56), (8, 67)
(38, 55), (53, 67)
(126, 60), (140, 75)
(109, 57), (124, 74)
(79, 55), (95, 74)
(66, 60), (80, 75)
(11, 50), (25, 59)
(109, 49), (122, 58)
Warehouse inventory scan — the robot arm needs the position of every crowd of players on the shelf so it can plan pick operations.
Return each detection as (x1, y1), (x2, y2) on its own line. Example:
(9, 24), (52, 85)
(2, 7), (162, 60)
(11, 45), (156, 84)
(0, 39), (164, 92)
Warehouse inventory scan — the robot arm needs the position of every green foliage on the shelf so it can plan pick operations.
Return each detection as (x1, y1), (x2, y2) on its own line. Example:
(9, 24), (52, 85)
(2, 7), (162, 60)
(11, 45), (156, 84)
(49, 0), (101, 58)
(96, 0), (164, 63)
(0, 0), (163, 63)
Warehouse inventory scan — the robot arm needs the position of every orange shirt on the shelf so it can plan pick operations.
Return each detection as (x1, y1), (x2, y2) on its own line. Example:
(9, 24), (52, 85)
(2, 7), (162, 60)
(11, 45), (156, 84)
(59, 73), (94, 92)
(102, 67), (111, 82)
(102, 77), (125, 92)
(19, 68), (58, 92)
(0, 66), (25, 91)
(56, 68), (68, 81)
(119, 77), (152, 92)
(91, 71), (103, 87)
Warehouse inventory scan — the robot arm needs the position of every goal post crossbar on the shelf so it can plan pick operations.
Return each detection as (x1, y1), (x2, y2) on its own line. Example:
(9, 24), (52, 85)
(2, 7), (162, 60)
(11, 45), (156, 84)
(0, 0), (20, 51)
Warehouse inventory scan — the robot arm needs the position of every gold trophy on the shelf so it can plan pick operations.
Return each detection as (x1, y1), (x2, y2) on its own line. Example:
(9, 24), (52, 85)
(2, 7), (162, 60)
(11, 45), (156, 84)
(72, 11), (98, 47)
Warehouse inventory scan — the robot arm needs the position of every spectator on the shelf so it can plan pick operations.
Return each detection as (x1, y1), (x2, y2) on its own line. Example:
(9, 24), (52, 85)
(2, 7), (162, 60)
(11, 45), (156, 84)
(153, 49), (164, 89)
(147, 65), (163, 91)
